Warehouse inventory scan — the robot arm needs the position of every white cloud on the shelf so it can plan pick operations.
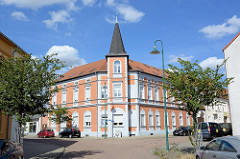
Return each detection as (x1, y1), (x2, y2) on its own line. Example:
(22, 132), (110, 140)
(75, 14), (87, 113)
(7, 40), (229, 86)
(168, 54), (194, 63)
(105, 0), (144, 23)
(81, 0), (97, 7)
(199, 57), (224, 70)
(199, 15), (240, 39)
(116, 4), (144, 23)
(11, 11), (29, 21)
(0, 0), (73, 10)
(46, 45), (87, 68)
(43, 10), (72, 30)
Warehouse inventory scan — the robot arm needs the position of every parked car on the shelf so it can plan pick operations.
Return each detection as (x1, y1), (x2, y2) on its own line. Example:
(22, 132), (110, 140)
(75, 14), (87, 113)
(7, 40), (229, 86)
(219, 123), (232, 136)
(59, 128), (81, 138)
(196, 136), (240, 159)
(173, 126), (192, 136)
(197, 122), (224, 140)
(0, 139), (24, 159)
(37, 129), (55, 138)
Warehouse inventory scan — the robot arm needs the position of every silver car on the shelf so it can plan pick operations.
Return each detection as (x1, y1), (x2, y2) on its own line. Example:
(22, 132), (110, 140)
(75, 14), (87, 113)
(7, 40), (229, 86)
(196, 136), (240, 159)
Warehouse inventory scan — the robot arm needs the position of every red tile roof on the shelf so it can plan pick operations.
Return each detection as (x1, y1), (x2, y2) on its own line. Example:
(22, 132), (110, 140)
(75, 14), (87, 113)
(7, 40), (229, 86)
(223, 32), (240, 51)
(56, 59), (164, 82)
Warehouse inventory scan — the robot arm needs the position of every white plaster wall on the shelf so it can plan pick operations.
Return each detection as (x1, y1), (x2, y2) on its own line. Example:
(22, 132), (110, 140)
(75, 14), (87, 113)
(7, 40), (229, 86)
(224, 35), (240, 136)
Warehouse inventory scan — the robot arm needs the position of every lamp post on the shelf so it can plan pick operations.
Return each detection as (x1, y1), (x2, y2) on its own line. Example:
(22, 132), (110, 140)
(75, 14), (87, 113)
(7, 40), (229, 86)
(103, 82), (107, 139)
(150, 40), (169, 151)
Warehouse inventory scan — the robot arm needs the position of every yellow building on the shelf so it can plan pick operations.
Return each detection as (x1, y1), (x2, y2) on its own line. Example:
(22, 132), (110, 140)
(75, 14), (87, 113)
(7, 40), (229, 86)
(0, 31), (27, 141)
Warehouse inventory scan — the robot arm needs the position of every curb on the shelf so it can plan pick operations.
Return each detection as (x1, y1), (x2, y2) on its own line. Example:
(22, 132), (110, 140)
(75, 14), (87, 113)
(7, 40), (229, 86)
(30, 147), (65, 159)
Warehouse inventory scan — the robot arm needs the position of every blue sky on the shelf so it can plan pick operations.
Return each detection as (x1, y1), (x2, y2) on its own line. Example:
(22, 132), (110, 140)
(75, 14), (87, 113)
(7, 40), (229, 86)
(1, 0), (239, 72)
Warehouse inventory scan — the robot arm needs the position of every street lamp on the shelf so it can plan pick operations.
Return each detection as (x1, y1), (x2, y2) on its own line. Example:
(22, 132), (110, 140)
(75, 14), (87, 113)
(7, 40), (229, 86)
(150, 40), (169, 151)
(103, 82), (107, 139)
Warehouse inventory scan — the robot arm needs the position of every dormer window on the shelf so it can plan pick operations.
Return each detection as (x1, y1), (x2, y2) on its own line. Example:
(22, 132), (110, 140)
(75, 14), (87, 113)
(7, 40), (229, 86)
(114, 60), (121, 73)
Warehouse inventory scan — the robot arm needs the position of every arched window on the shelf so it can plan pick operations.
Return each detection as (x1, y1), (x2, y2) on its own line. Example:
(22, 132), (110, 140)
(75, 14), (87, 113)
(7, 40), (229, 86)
(140, 109), (146, 127)
(149, 110), (153, 127)
(72, 111), (79, 128)
(84, 111), (91, 127)
(155, 110), (160, 127)
(179, 112), (183, 126)
(172, 112), (176, 129)
(114, 60), (121, 73)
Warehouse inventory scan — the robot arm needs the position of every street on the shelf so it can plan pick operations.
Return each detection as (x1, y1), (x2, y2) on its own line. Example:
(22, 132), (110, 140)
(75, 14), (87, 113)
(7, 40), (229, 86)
(24, 135), (196, 159)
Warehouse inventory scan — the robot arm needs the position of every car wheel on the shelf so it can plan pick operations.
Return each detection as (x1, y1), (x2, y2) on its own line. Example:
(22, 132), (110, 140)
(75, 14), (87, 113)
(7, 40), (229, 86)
(183, 132), (186, 136)
(69, 134), (72, 138)
(78, 135), (80, 138)
(59, 134), (62, 138)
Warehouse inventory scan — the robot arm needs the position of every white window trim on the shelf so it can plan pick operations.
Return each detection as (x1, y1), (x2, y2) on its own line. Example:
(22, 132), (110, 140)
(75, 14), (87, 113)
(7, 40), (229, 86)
(113, 60), (121, 73)
(113, 82), (122, 98)
(84, 111), (91, 127)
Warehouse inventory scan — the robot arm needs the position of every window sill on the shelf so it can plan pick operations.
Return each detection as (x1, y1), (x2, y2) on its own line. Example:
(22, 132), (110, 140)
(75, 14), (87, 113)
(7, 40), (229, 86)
(113, 73), (122, 78)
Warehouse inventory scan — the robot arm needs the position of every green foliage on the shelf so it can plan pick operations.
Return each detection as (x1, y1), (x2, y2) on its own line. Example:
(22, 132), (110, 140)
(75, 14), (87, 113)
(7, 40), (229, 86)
(50, 107), (72, 125)
(0, 53), (65, 125)
(165, 58), (233, 149)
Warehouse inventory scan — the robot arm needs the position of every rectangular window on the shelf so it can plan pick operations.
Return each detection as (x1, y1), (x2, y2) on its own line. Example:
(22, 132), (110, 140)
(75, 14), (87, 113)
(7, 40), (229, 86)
(101, 86), (108, 99)
(73, 87), (79, 105)
(140, 86), (144, 99)
(101, 115), (108, 127)
(85, 86), (90, 102)
(113, 83), (122, 97)
(85, 115), (91, 127)
(154, 87), (159, 101)
(62, 87), (66, 106)
(148, 87), (152, 100)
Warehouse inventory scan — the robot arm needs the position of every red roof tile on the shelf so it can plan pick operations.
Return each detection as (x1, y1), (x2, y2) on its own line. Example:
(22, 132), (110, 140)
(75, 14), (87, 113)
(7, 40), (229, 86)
(57, 59), (164, 82)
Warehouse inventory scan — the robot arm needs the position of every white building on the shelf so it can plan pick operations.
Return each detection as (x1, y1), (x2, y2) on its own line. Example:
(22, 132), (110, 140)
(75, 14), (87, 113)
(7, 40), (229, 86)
(223, 32), (240, 136)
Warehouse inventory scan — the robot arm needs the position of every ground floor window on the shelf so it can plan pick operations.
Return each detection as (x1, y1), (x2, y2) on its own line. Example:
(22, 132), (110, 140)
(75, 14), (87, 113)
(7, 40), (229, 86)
(29, 122), (36, 133)
(101, 114), (108, 127)
(113, 114), (123, 126)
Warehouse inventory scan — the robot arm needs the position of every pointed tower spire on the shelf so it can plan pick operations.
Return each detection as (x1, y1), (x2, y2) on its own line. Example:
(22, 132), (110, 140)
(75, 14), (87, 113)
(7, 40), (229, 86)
(106, 17), (128, 57)
(116, 13), (118, 23)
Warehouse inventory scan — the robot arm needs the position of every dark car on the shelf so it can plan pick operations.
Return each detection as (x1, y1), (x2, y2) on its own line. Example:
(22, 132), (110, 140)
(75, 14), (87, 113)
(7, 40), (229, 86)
(173, 126), (192, 136)
(37, 129), (55, 138)
(0, 140), (24, 159)
(219, 123), (232, 136)
(198, 122), (224, 140)
(196, 136), (240, 159)
(59, 128), (81, 138)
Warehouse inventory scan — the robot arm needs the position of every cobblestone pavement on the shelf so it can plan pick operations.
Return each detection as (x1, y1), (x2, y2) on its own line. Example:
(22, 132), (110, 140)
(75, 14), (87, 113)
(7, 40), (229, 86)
(24, 135), (197, 159)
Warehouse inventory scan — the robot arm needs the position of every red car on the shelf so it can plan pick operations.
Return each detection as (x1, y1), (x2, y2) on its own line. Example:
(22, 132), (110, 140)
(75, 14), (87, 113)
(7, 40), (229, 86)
(37, 129), (55, 138)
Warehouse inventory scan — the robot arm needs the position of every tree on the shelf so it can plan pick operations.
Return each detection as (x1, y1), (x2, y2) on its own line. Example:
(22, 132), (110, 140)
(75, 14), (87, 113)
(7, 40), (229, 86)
(49, 107), (72, 136)
(165, 58), (233, 148)
(0, 53), (65, 145)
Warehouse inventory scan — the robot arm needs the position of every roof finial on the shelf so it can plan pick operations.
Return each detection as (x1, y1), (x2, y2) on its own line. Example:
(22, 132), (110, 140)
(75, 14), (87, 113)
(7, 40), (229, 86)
(116, 13), (118, 23)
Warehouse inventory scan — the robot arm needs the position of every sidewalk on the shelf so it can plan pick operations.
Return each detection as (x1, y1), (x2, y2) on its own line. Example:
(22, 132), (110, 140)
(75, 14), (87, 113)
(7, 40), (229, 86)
(23, 136), (65, 159)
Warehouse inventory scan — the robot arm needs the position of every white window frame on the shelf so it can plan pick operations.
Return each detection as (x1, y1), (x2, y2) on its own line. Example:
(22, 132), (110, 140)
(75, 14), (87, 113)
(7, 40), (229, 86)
(139, 85), (144, 99)
(179, 112), (183, 126)
(140, 109), (146, 127)
(101, 86), (108, 99)
(154, 86), (159, 101)
(62, 85), (67, 107)
(113, 82), (122, 97)
(149, 114), (153, 127)
(172, 112), (176, 129)
(148, 86), (152, 100)
(113, 60), (121, 73)
(85, 84), (91, 103)
(84, 111), (91, 127)
(73, 85), (79, 106)
(155, 111), (160, 127)
(101, 114), (108, 127)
